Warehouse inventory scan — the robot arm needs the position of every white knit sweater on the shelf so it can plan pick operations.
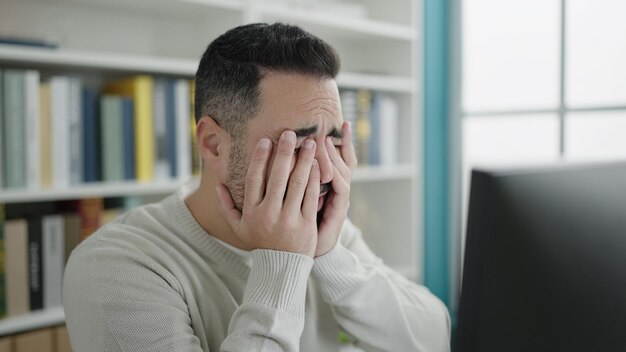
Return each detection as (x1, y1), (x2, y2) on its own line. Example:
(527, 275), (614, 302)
(63, 183), (450, 351)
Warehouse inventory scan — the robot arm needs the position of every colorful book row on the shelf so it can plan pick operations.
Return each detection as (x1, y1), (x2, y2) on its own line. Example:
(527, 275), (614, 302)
(0, 69), (202, 190)
(340, 89), (399, 167)
(0, 199), (121, 320)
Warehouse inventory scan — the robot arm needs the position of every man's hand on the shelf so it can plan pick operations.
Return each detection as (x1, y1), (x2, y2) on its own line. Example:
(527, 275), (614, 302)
(216, 130), (321, 258)
(315, 122), (357, 257)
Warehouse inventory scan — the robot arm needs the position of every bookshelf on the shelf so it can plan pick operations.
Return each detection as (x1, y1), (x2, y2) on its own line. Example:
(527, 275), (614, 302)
(0, 0), (422, 338)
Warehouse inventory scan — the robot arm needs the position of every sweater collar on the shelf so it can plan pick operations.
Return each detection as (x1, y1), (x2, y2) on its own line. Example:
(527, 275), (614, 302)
(165, 180), (252, 278)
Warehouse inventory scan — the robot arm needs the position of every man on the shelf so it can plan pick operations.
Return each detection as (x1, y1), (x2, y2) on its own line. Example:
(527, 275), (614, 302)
(64, 23), (450, 351)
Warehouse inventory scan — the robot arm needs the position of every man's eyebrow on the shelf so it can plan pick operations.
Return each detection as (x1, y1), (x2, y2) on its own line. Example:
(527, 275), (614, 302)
(294, 126), (318, 138)
(292, 125), (343, 139)
(327, 127), (343, 139)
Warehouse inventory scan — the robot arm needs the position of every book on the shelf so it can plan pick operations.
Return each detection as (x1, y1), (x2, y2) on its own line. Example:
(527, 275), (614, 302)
(25, 70), (41, 189)
(0, 204), (5, 318)
(176, 79), (191, 181)
(379, 95), (399, 166)
(153, 78), (169, 180)
(39, 83), (53, 188)
(63, 213), (81, 265)
(122, 98), (136, 180)
(368, 92), (381, 165)
(62, 198), (103, 242)
(50, 76), (71, 188)
(0, 335), (12, 351)
(83, 88), (100, 182)
(0, 70), (3, 188)
(27, 216), (44, 311)
(355, 89), (372, 166)
(42, 214), (64, 309)
(105, 75), (154, 182)
(190, 80), (201, 176)
(2, 69), (26, 189)
(166, 79), (178, 178)
(55, 325), (72, 352)
(101, 208), (122, 225)
(5, 219), (29, 316)
(14, 328), (54, 352)
(68, 77), (83, 184)
(100, 96), (125, 182)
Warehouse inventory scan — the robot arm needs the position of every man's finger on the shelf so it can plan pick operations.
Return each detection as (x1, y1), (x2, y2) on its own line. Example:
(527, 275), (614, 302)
(244, 138), (272, 207)
(326, 136), (351, 181)
(266, 130), (296, 206)
(340, 121), (357, 170)
(302, 159), (321, 220)
(284, 139), (316, 215)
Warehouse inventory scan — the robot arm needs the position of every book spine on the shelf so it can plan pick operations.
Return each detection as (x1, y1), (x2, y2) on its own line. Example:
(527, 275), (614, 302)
(83, 88), (100, 182)
(78, 198), (103, 242)
(51, 76), (70, 188)
(153, 79), (169, 180)
(0, 70), (3, 188)
(100, 96), (124, 182)
(379, 96), (399, 166)
(3, 70), (26, 189)
(190, 80), (201, 176)
(134, 76), (155, 182)
(356, 90), (372, 166)
(368, 92), (381, 165)
(27, 217), (43, 311)
(122, 98), (136, 180)
(63, 213), (81, 265)
(68, 77), (83, 184)
(0, 204), (5, 318)
(14, 327), (55, 352)
(175, 79), (191, 181)
(25, 70), (41, 189)
(42, 214), (64, 309)
(39, 83), (53, 188)
(165, 80), (178, 178)
(5, 219), (29, 316)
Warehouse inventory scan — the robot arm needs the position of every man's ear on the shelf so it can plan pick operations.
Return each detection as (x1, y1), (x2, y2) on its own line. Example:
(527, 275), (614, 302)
(196, 116), (228, 169)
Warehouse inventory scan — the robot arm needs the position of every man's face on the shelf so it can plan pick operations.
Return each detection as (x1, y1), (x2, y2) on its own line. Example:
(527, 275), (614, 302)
(226, 72), (344, 215)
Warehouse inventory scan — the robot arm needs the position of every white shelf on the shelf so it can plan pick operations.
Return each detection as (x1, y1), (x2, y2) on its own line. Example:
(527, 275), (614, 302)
(352, 164), (415, 183)
(29, 0), (243, 16)
(0, 180), (190, 204)
(0, 45), (412, 93)
(175, 0), (243, 10)
(259, 3), (415, 41)
(0, 167), (413, 203)
(0, 45), (198, 76)
(0, 307), (65, 337)
(337, 72), (414, 93)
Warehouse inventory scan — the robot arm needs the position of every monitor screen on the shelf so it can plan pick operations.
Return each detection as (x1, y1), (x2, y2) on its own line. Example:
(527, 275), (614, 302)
(456, 161), (626, 352)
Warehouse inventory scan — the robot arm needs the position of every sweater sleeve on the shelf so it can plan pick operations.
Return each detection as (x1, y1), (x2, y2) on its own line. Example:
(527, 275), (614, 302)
(63, 237), (205, 352)
(221, 249), (313, 352)
(311, 220), (451, 352)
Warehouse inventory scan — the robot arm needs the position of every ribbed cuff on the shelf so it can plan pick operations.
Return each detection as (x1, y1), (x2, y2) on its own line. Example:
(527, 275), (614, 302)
(312, 242), (368, 303)
(243, 249), (314, 317)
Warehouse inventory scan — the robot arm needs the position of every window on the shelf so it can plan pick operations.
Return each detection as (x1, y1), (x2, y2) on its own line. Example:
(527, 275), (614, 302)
(461, 0), (626, 207)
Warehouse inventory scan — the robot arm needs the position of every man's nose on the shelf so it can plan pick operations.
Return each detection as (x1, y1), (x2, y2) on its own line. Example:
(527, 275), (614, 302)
(315, 141), (333, 184)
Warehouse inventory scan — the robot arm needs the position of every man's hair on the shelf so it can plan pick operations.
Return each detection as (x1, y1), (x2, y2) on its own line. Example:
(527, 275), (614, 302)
(194, 22), (341, 138)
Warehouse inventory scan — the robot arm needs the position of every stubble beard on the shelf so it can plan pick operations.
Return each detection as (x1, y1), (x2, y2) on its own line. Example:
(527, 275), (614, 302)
(226, 139), (248, 212)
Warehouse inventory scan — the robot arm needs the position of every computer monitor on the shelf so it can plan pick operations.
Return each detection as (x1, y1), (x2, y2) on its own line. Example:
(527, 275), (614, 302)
(456, 161), (626, 352)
